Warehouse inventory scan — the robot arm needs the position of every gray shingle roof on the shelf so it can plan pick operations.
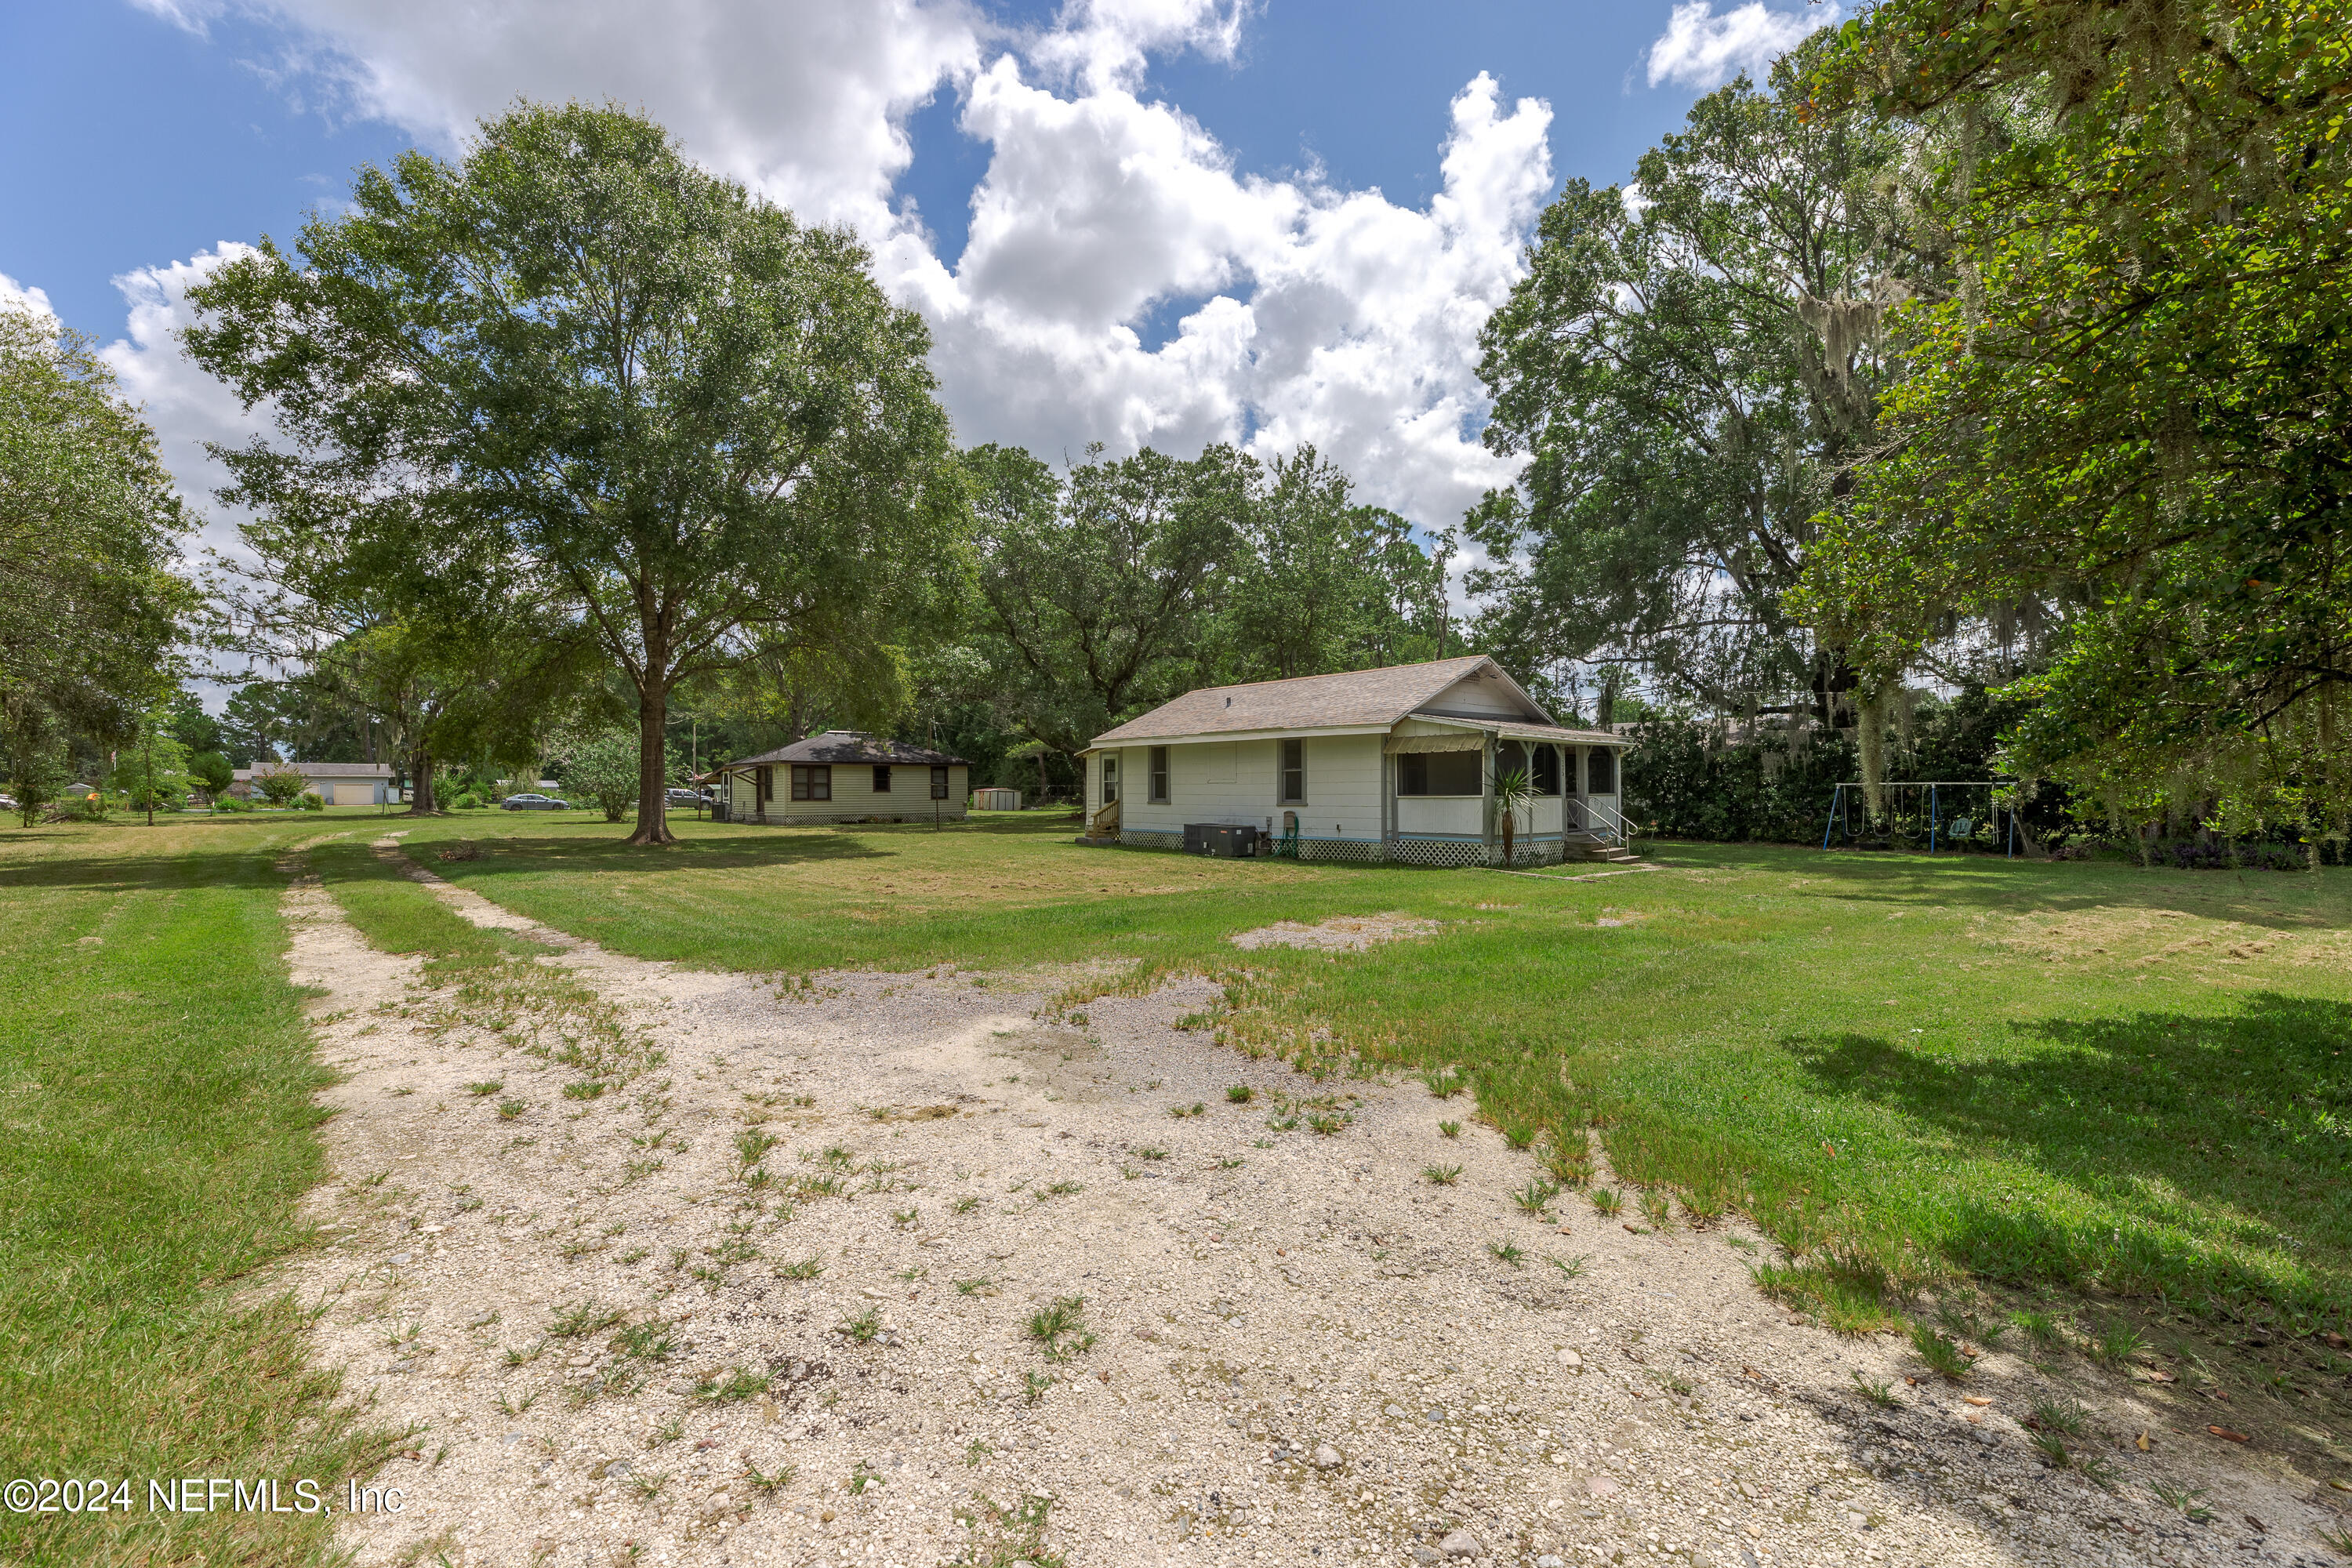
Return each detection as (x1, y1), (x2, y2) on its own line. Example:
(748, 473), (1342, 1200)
(721, 731), (969, 768)
(1090, 656), (1548, 746)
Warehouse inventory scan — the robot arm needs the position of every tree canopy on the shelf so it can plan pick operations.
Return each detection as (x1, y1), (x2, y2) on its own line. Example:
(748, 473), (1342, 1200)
(1797, 0), (2352, 840)
(953, 441), (1451, 773)
(0, 303), (198, 801)
(1472, 46), (1918, 722)
(183, 101), (962, 844)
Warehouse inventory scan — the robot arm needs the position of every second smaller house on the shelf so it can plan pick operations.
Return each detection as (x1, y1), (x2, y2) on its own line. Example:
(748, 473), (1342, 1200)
(714, 732), (970, 825)
(230, 761), (398, 806)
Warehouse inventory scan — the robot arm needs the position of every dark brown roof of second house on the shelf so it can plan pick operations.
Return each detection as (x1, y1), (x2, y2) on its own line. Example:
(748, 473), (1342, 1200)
(722, 731), (970, 769)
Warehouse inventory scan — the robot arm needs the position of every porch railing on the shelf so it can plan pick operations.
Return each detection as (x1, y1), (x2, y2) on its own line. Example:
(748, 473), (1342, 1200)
(1563, 797), (1639, 847)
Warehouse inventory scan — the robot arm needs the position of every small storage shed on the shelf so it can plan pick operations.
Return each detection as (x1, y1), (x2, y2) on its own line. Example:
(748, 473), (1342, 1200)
(714, 732), (970, 826)
(1077, 655), (1632, 866)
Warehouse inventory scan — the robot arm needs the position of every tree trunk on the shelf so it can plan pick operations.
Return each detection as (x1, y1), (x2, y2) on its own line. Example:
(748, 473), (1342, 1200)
(404, 743), (440, 815)
(626, 674), (674, 846)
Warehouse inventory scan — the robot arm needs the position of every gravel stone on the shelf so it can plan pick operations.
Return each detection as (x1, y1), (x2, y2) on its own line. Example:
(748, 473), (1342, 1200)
(271, 841), (2343, 1568)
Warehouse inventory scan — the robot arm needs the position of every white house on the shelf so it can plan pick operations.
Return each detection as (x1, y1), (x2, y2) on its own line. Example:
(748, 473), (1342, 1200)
(714, 732), (971, 826)
(1078, 655), (1633, 866)
(228, 761), (398, 806)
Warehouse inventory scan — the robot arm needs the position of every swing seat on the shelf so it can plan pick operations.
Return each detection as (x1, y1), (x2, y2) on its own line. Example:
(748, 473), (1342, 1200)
(1947, 816), (1974, 840)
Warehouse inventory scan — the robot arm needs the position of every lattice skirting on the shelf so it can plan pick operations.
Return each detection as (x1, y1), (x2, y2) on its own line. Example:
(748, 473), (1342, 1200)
(1098, 831), (1564, 866)
(1387, 835), (1487, 868)
(1508, 834), (1567, 867)
(1388, 835), (1566, 868)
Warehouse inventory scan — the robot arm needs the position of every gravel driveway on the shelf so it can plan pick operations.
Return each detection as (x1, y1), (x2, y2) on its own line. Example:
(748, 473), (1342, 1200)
(274, 842), (2339, 1568)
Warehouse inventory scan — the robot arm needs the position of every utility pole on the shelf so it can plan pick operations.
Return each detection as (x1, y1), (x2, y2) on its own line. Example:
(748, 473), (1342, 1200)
(1432, 529), (1456, 659)
(143, 725), (154, 827)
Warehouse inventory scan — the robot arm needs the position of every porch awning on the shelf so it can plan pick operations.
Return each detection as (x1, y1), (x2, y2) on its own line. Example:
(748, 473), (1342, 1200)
(1383, 732), (1486, 755)
(1497, 722), (1623, 747)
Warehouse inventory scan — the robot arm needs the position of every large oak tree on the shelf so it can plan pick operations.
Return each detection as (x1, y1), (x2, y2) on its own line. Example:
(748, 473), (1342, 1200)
(185, 102), (961, 844)
(0, 303), (198, 812)
(1799, 0), (2352, 837)
(1472, 48), (1918, 723)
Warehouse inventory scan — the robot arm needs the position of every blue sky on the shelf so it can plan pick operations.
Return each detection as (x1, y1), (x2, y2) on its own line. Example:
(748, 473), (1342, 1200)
(1, 0), (1829, 540)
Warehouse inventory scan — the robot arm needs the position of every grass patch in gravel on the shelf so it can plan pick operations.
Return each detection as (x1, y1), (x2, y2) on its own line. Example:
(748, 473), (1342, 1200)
(310, 839), (661, 1087)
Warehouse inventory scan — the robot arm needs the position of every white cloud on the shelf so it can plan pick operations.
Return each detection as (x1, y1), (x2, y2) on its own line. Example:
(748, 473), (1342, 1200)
(1646, 1), (1835, 90)
(109, 0), (1551, 537)
(0, 271), (58, 325)
(1023, 0), (1249, 93)
(906, 65), (1547, 528)
(131, 0), (982, 238)
(98, 245), (271, 572)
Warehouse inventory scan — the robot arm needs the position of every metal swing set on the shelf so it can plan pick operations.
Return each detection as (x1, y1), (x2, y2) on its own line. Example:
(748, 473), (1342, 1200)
(1820, 779), (2021, 856)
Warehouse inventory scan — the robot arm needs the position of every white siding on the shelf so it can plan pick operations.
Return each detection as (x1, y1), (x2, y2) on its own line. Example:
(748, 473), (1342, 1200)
(726, 762), (968, 823)
(1396, 796), (1481, 836)
(1422, 670), (1540, 719)
(1116, 735), (1385, 843)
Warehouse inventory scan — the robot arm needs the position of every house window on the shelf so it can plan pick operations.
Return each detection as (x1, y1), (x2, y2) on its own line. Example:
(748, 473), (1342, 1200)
(757, 766), (774, 803)
(930, 766), (949, 800)
(1532, 744), (1561, 796)
(792, 764), (831, 801)
(1586, 747), (1617, 794)
(1279, 739), (1305, 804)
(872, 764), (892, 793)
(1100, 754), (1118, 804)
(1149, 746), (1170, 804)
(1396, 750), (1481, 796)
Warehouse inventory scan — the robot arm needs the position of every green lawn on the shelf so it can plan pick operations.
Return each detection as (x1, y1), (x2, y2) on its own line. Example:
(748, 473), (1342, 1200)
(7, 804), (2351, 1532)
(0, 815), (394, 1565)
(384, 808), (2352, 1333)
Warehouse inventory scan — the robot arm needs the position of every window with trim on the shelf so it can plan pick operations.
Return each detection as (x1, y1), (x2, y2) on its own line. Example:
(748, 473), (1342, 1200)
(1100, 753), (1118, 804)
(930, 766), (949, 800)
(1279, 739), (1305, 804)
(1149, 746), (1170, 803)
(792, 764), (831, 801)
(1586, 746), (1617, 794)
(872, 764), (892, 793)
(1396, 750), (1481, 795)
